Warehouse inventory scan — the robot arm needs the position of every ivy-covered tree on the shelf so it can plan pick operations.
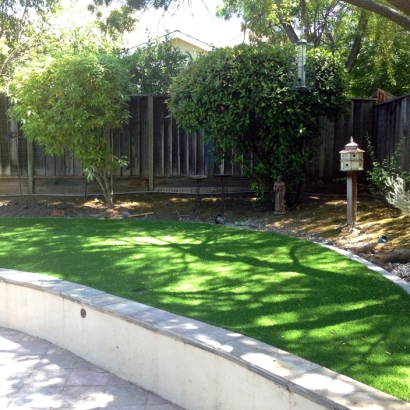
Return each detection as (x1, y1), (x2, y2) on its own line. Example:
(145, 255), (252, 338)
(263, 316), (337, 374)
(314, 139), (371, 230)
(122, 37), (192, 94)
(7, 46), (132, 207)
(168, 43), (348, 201)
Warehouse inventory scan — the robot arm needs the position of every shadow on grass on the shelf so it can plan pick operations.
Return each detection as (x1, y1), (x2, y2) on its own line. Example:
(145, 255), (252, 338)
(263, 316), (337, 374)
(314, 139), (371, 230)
(0, 218), (409, 401)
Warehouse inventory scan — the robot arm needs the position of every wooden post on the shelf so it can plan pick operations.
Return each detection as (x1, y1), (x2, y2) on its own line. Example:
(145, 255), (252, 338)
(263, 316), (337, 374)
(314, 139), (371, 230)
(148, 95), (154, 191)
(27, 139), (34, 194)
(346, 171), (357, 226)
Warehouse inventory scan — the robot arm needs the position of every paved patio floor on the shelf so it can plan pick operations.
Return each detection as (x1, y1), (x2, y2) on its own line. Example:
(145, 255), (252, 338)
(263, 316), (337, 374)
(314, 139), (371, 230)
(0, 326), (184, 410)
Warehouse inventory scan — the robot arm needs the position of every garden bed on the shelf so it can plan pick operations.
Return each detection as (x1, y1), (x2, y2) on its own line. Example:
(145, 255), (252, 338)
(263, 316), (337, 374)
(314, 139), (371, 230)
(1, 189), (409, 281)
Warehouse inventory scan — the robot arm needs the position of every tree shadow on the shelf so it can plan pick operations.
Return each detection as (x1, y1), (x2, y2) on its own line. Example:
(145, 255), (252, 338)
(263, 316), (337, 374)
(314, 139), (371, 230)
(0, 218), (409, 401)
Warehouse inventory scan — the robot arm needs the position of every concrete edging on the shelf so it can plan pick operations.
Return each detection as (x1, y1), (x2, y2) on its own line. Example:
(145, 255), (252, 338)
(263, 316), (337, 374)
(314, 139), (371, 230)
(320, 243), (410, 297)
(0, 267), (409, 410)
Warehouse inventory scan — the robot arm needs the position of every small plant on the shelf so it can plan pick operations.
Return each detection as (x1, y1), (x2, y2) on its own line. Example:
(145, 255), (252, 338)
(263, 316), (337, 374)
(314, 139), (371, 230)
(365, 135), (410, 196)
(385, 175), (410, 217)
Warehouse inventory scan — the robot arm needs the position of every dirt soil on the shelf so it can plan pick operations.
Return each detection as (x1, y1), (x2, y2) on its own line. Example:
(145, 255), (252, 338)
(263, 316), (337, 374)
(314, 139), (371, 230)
(1, 186), (410, 282)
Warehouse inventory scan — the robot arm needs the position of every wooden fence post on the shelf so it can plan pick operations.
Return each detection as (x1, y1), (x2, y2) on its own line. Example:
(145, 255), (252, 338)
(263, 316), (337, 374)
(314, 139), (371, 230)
(346, 171), (357, 226)
(148, 95), (154, 191)
(27, 139), (34, 194)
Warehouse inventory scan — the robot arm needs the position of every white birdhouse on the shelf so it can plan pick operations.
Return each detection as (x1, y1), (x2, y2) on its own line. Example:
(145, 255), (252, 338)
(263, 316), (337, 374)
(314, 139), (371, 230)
(339, 137), (365, 172)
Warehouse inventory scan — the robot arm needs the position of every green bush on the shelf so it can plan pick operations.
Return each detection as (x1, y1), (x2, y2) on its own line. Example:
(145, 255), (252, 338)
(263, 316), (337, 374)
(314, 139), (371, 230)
(169, 43), (349, 201)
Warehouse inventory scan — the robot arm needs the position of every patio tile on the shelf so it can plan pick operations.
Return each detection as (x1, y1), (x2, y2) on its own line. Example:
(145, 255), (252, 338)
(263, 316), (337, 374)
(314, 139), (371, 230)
(66, 367), (110, 386)
(59, 386), (114, 409)
(22, 368), (72, 388)
(7, 386), (63, 408)
(4, 339), (51, 356)
(146, 392), (170, 405)
(38, 351), (79, 369)
(108, 373), (133, 386)
(104, 384), (149, 406)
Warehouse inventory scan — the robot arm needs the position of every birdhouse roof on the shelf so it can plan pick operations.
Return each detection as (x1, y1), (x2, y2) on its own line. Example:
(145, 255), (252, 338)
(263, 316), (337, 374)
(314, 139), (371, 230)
(339, 137), (365, 153)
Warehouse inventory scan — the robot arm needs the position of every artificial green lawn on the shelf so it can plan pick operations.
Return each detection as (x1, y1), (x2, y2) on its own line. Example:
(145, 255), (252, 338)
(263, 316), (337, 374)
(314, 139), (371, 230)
(0, 217), (409, 402)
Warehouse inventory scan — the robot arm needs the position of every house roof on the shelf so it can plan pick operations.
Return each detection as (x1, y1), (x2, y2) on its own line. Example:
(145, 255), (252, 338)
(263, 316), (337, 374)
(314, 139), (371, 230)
(128, 30), (213, 54)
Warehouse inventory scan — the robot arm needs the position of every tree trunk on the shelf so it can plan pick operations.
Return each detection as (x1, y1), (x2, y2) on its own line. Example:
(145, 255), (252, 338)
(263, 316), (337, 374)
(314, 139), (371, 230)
(281, 23), (299, 43)
(300, 0), (310, 42)
(94, 172), (114, 208)
(275, 0), (299, 43)
(345, 10), (369, 73)
(386, 0), (410, 17)
(342, 0), (410, 31)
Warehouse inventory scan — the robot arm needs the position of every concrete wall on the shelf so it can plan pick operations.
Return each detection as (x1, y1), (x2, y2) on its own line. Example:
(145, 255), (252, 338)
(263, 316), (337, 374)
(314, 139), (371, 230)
(1, 268), (409, 410)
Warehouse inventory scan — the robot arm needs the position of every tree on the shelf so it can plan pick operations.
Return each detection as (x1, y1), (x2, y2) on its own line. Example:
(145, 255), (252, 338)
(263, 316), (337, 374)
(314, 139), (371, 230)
(7, 48), (132, 208)
(218, 0), (410, 96)
(218, 1), (369, 69)
(122, 37), (192, 94)
(342, 0), (410, 31)
(0, 0), (60, 88)
(86, 0), (410, 35)
(87, 0), (185, 35)
(168, 43), (348, 201)
(348, 16), (410, 96)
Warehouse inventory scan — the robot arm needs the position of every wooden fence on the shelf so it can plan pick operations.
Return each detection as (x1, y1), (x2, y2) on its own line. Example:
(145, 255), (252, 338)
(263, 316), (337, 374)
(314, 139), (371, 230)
(373, 93), (410, 172)
(0, 93), (409, 196)
(306, 98), (376, 180)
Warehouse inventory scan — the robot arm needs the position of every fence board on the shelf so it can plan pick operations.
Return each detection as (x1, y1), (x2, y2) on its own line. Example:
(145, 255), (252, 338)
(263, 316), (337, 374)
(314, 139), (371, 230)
(188, 132), (197, 175)
(322, 117), (334, 178)
(373, 94), (410, 170)
(17, 138), (28, 177)
(129, 96), (140, 176)
(154, 96), (165, 177)
(204, 139), (214, 175)
(139, 96), (150, 177)
(122, 128), (132, 177)
(33, 143), (46, 176)
(0, 95), (8, 176)
(171, 117), (180, 177)
(179, 128), (188, 176)
(112, 129), (121, 176)
(10, 139), (18, 176)
(45, 152), (55, 176)
(1, 94), (410, 195)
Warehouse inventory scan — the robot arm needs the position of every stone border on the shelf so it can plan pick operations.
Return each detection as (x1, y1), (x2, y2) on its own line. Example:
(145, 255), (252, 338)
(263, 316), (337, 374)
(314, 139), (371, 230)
(321, 244), (410, 296)
(0, 267), (409, 410)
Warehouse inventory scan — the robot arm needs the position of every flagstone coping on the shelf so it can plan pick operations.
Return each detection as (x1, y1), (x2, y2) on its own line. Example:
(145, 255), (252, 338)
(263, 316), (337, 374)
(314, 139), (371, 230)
(1, 263), (409, 410)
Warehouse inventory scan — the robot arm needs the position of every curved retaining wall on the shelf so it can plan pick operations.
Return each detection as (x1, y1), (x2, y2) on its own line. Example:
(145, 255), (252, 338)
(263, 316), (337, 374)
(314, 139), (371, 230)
(1, 267), (409, 410)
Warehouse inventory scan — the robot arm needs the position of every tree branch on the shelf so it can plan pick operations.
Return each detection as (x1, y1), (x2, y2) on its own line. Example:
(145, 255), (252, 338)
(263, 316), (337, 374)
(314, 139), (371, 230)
(342, 0), (410, 31)
(275, 0), (299, 43)
(386, 0), (410, 17)
(345, 9), (369, 73)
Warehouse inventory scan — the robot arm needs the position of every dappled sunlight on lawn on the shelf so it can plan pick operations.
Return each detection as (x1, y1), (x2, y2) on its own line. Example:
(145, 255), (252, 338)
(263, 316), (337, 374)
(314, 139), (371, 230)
(0, 218), (409, 401)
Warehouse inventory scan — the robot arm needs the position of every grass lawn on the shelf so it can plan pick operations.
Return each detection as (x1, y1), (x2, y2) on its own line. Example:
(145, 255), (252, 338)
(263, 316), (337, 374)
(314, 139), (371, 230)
(0, 217), (409, 402)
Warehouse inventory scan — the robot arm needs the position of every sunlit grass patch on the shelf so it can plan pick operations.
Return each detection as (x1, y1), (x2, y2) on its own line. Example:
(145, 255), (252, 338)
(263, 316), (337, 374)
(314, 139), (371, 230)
(0, 217), (409, 402)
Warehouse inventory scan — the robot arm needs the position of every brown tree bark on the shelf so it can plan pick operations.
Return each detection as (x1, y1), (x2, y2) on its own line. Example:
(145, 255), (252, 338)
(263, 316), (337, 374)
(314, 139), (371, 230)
(386, 0), (410, 17)
(342, 0), (410, 31)
(345, 9), (369, 73)
(275, 0), (299, 43)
